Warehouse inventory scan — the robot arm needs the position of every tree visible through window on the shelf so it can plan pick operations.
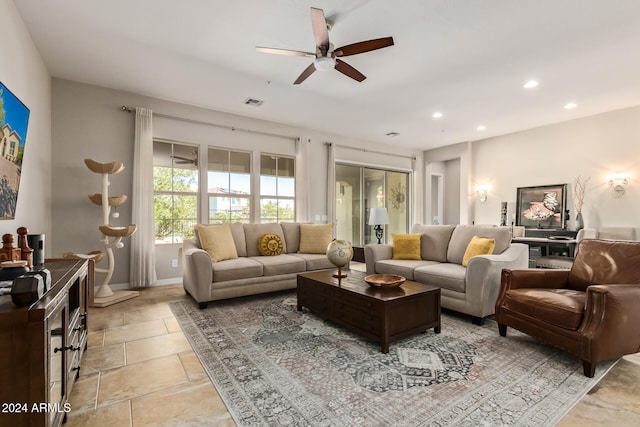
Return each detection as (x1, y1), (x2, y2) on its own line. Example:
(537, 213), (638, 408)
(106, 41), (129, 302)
(153, 141), (198, 243)
(260, 154), (295, 223)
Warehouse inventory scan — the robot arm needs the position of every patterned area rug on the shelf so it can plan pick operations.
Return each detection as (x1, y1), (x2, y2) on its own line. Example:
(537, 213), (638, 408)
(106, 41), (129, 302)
(169, 291), (615, 427)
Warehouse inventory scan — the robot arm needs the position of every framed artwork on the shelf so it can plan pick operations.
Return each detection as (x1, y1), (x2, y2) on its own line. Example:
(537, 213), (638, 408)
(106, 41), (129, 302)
(0, 81), (30, 220)
(516, 184), (567, 229)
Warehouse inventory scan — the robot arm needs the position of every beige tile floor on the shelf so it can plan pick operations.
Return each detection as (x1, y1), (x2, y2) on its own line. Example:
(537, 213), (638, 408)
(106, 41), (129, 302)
(66, 281), (640, 427)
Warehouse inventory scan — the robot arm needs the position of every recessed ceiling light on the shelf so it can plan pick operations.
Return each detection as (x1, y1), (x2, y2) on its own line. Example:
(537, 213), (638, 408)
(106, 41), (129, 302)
(432, 112), (443, 119)
(564, 102), (577, 109)
(523, 80), (539, 89)
(477, 125), (486, 131)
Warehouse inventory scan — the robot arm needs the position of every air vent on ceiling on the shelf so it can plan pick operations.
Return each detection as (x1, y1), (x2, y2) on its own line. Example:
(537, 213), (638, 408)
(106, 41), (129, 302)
(244, 98), (264, 107)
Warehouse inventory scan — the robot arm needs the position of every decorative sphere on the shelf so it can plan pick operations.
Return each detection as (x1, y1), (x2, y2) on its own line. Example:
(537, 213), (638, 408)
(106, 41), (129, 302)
(326, 239), (353, 268)
(116, 242), (124, 249)
(112, 212), (120, 218)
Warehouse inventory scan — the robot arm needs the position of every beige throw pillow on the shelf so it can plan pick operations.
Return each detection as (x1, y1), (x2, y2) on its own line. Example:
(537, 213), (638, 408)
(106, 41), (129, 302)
(298, 223), (334, 254)
(197, 223), (238, 262)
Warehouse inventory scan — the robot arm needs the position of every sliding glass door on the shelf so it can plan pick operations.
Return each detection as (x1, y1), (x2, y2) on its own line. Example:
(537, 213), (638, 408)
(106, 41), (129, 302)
(336, 164), (409, 245)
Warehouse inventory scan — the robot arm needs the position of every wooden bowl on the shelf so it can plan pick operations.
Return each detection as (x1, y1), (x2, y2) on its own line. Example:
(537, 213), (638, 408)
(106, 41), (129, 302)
(364, 274), (406, 287)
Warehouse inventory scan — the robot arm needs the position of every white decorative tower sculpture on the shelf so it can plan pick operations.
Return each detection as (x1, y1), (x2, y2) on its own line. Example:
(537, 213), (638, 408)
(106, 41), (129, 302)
(82, 159), (138, 306)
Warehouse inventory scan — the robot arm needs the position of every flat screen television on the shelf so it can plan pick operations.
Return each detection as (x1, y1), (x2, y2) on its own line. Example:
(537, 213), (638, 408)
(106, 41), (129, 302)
(516, 184), (567, 229)
(0, 81), (30, 220)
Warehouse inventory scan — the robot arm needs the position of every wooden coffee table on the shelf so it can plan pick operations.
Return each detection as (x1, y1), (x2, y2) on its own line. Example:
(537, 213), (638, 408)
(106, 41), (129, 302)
(297, 269), (440, 353)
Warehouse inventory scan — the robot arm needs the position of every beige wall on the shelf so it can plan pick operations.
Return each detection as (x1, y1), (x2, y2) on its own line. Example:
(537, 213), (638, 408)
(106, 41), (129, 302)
(470, 106), (640, 233)
(0, 1), (52, 250)
(51, 79), (421, 285)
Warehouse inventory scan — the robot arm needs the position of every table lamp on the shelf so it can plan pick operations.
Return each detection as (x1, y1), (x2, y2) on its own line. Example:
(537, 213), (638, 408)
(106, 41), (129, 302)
(369, 207), (389, 244)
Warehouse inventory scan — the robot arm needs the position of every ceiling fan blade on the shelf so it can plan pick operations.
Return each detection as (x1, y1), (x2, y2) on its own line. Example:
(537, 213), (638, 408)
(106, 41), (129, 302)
(335, 59), (366, 82)
(256, 47), (315, 57)
(311, 7), (329, 52)
(293, 63), (317, 85)
(335, 37), (394, 57)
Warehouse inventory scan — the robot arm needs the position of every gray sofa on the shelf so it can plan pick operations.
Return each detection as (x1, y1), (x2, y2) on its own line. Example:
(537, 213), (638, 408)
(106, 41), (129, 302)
(182, 222), (336, 308)
(365, 224), (529, 323)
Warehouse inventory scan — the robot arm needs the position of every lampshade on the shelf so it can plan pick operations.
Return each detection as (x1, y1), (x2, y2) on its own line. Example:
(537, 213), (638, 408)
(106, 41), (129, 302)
(368, 207), (389, 225)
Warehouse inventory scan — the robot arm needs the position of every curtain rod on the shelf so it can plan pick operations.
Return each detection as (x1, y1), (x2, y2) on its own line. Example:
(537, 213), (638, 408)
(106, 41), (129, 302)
(327, 142), (416, 160)
(121, 106), (295, 141)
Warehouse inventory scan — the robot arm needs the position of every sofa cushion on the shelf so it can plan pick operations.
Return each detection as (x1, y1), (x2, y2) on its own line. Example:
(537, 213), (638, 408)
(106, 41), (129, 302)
(250, 254), (306, 276)
(410, 224), (455, 262)
(244, 223), (287, 257)
(414, 263), (466, 293)
(392, 233), (422, 260)
(502, 288), (586, 330)
(197, 223), (238, 262)
(289, 253), (335, 271)
(258, 233), (284, 256)
(447, 225), (511, 265)
(462, 235), (496, 267)
(280, 222), (303, 253)
(375, 259), (439, 280)
(299, 223), (334, 254)
(212, 257), (263, 282)
(229, 223), (248, 257)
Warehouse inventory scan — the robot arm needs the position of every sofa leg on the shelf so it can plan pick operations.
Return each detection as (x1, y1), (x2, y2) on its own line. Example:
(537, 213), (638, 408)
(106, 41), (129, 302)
(198, 302), (208, 309)
(583, 360), (596, 378)
(498, 323), (507, 337)
(471, 316), (486, 326)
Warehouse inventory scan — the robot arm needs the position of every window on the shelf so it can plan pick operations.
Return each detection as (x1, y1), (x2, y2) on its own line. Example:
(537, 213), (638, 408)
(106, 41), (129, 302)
(208, 148), (251, 223)
(153, 141), (198, 244)
(260, 154), (295, 223)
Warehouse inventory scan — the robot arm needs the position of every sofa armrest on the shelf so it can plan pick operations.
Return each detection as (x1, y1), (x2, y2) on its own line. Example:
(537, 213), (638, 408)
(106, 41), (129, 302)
(580, 284), (640, 361)
(464, 243), (530, 317)
(182, 239), (213, 303)
(364, 244), (393, 274)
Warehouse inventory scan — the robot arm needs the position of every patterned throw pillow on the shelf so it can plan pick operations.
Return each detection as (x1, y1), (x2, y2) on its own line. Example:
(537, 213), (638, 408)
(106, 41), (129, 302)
(258, 233), (284, 256)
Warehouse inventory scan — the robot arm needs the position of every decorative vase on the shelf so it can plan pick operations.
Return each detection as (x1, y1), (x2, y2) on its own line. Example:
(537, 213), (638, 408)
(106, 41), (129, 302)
(326, 239), (353, 279)
(575, 212), (584, 231)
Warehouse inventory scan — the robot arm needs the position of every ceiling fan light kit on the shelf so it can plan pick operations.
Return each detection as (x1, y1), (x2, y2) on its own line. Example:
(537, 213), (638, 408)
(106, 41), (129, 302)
(314, 56), (336, 71)
(256, 7), (394, 84)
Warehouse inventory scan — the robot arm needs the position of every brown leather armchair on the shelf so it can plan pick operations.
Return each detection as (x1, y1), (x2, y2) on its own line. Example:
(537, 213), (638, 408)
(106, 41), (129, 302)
(495, 239), (640, 377)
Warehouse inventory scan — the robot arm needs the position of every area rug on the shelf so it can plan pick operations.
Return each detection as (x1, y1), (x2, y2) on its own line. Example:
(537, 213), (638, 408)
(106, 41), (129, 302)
(169, 292), (615, 427)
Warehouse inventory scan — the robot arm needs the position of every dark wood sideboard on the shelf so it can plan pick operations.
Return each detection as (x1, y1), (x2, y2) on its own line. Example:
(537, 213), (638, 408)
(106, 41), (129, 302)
(0, 259), (94, 427)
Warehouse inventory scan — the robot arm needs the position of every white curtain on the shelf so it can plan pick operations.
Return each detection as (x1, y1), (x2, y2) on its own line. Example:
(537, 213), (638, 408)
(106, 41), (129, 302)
(326, 142), (336, 232)
(295, 137), (311, 222)
(130, 107), (156, 287)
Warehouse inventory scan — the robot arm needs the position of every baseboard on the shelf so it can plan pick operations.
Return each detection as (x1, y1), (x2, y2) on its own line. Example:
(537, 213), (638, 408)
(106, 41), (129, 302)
(94, 278), (182, 293)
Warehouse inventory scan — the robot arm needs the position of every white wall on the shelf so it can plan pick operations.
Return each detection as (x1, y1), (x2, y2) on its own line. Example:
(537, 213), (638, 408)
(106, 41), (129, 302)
(51, 79), (421, 285)
(470, 106), (640, 233)
(0, 0), (51, 251)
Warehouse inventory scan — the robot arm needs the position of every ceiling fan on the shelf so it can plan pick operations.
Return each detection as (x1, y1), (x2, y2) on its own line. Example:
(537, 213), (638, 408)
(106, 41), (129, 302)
(256, 7), (394, 84)
(171, 150), (197, 166)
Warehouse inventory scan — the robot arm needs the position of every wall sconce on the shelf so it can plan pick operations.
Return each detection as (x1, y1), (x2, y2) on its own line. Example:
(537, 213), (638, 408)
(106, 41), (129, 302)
(475, 185), (490, 203)
(607, 172), (630, 197)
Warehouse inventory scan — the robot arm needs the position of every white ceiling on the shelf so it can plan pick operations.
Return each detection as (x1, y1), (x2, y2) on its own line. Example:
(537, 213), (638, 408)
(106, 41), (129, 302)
(15, 0), (640, 150)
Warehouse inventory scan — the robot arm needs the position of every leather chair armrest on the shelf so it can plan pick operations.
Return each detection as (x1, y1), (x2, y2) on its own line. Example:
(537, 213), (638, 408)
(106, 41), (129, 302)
(580, 284), (640, 360)
(501, 268), (570, 291)
(364, 244), (393, 275)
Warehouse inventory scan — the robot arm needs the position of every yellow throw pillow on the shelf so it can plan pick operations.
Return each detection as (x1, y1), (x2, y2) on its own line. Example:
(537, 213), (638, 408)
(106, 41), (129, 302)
(462, 235), (496, 267)
(197, 223), (238, 262)
(392, 233), (422, 260)
(258, 233), (283, 256)
(298, 223), (334, 254)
